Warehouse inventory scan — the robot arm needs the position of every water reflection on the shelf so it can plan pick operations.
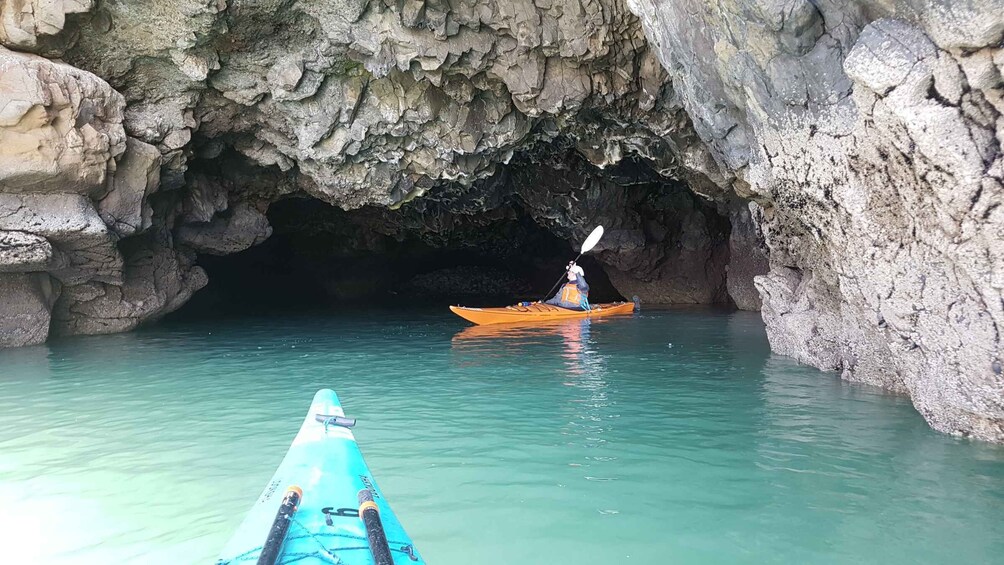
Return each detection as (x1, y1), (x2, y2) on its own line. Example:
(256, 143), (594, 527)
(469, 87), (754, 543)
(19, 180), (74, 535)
(451, 319), (612, 375)
(450, 318), (612, 444)
(558, 319), (590, 376)
(557, 320), (610, 427)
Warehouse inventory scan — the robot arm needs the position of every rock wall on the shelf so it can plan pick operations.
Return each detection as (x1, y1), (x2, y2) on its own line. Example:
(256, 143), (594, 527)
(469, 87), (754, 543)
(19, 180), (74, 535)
(0, 272), (57, 346)
(510, 149), (732, 304)
(56, 0), (719, 207)
(727, 202), (768, 311)
(628, 0), (1004, 440)
(0, 47), (206, 345)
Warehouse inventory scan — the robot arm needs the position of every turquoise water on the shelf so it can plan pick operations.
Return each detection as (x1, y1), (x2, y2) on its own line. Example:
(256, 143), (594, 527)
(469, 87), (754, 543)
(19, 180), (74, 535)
(1, 307), (1003, 564)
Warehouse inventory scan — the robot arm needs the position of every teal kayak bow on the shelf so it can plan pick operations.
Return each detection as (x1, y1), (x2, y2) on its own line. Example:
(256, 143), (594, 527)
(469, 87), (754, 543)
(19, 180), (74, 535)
(217, 389), (423, 565)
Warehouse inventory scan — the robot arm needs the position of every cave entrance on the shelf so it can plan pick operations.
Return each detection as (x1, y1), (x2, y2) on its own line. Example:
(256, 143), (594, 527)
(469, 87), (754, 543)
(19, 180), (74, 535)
(169, 197), (623, 320)
(167, 142), (754, 322)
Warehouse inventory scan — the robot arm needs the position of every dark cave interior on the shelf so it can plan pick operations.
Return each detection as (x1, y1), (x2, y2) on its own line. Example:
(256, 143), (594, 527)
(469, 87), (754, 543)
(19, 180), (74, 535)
(168, 148), (734, 320)
(172, 198), (625, 318)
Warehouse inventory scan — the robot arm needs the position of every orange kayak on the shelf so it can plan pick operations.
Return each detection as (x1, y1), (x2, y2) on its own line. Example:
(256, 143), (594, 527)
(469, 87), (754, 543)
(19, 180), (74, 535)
(449, 301), (636, 325)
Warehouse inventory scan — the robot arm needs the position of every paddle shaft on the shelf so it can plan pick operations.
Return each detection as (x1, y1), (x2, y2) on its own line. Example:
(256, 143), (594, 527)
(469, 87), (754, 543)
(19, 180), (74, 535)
(257, 486), (302, 565)
(540, 252), (583, 302)
(359, 489), (394, 565)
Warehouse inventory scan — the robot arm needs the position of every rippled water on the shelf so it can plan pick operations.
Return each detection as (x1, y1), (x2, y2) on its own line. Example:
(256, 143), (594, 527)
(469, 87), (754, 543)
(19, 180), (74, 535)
(1, 307), (1003, 564)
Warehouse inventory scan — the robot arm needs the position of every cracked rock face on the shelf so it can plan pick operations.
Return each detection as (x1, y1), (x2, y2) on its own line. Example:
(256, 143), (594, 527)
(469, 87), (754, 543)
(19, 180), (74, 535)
(629, 0), (1004, 440)
(0, 46), (205, 346)
(56, 0), (716, 208)
(0, 272), (58, 347)
(727, 202), (768, 311)
(0, 0), (1001, 442)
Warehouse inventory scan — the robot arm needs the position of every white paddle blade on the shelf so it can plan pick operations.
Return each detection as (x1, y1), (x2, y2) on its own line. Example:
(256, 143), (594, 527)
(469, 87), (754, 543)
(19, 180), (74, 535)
(580, 225), (605, 253)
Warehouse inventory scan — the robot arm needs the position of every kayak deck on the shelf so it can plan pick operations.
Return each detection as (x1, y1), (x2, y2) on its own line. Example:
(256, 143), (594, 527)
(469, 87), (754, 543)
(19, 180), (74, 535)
(449, 301), (635, 325)
(217, 389), (423, 565)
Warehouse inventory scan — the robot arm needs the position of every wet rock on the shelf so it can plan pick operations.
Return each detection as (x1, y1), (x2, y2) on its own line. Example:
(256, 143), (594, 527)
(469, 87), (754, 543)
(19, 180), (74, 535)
(51, 232), (208, 336)
(630, 1), (1004, 440)
(727, 202), (769, 311)
(176, 201), (273, 255)
(0, 193), (121, 285)
(0, 272), (58, 347)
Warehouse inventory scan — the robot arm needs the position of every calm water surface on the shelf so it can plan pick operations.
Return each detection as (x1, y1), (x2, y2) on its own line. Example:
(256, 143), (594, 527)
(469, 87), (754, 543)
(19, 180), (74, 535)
(1, 307), (1002, 564)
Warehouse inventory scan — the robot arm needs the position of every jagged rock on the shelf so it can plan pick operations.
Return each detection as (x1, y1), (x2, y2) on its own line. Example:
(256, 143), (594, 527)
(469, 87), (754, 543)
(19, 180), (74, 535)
(630, 1), (1004, 440)
(0, 272), (58, 347)
(58, 0), (225, 189)
(51, 233), (208, 335)
(727, 202), (769, 311)
(96, 138), (162, 237)
(0, 193), (121, 285)
(0, 230), (52, 272)
(175, 201), (273, 255)
(180, 173), (230, 224)
(56, 0), (718, 210)
(0, 43), (192, 338)
(0, 46), (126, 195)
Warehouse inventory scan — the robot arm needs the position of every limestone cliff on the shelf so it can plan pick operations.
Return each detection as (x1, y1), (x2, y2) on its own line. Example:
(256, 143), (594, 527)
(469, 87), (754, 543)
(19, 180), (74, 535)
(0, 0), (1001, 440)
(628, 0), (1004, 439)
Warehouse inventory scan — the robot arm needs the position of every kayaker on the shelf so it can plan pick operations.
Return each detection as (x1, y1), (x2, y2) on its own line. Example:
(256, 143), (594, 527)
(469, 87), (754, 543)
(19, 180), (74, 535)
(544, 262), (590, 310)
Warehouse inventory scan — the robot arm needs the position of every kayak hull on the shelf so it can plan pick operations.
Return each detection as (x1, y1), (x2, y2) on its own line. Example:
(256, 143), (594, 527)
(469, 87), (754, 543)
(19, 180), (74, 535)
(449, 301), (635, 325)
(217, 389), (423, 565)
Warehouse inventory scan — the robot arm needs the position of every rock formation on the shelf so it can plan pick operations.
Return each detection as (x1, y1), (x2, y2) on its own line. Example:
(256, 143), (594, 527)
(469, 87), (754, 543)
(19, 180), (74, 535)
(0, 0), (1001, 441)
(629, 0), (1004, 439)
(0, 47), (206, 345)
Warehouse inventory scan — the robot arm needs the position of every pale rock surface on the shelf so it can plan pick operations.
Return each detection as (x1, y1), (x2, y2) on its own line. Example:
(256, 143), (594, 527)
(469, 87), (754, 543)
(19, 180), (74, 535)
(0, 45), (201, 344)
(0, 47), (125, 195)
(0, 0), (92, 53)
(97, 138), (162, 238)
